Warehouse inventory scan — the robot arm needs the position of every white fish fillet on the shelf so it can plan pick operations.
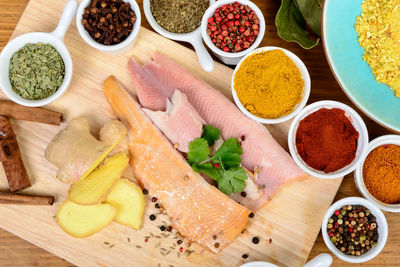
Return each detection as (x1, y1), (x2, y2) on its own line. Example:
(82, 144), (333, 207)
(143, 89), (205, 153)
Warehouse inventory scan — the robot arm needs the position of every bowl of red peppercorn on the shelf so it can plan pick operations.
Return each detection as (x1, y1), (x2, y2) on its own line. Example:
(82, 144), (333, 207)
(288, 101), (369, 179)
(322, 197), (388, 263)
(201, 0), (265, 65)
(76, 0), (141, 54)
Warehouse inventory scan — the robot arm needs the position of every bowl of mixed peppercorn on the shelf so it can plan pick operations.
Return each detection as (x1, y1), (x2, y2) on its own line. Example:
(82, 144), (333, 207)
(76, 0), (140, 54)
(201, 0), (265, 65)
(322, 197), (388, 263)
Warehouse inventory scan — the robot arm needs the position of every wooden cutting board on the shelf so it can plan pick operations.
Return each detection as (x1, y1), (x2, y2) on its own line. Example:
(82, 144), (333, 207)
(0, 0), (342, 266)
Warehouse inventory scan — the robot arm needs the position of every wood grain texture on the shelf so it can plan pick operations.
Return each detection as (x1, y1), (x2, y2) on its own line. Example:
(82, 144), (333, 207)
(0, 0), (397, 267)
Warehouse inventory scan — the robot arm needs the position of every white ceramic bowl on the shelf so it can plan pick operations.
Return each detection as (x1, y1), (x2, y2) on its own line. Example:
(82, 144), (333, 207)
(240, 253), (333, 267)
(143, 0), (214, 72)
(0, 0), (77, 107)
(288, 100), (369, 179)
(76, 0), (141, 55)
(232, 46), (311, 124)
(201, 0), (265, 65)
(354, 135), (400, 212)
(322, 197), (388, 263)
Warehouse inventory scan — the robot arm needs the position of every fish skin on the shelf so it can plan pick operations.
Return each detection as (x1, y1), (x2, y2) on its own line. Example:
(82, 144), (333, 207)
(128, 57), (168, 111)
(143, 89), (205, 153)
(144, 53), (307, 205)
(103, 76), (250, 253)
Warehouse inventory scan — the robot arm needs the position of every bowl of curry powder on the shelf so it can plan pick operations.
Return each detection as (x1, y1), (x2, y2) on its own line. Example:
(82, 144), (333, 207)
(231, 46), (310, 124)
(355, 135), (400, 212)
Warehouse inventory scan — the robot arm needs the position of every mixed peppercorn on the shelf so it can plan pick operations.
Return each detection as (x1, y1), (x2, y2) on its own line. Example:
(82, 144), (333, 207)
(327, 205), (379, 256)
(206, 2), (260, 53)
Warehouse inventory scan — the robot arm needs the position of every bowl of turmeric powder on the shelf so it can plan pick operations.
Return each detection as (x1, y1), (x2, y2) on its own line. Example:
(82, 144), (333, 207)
(231, 46), (310, 124)
(355, 135), (400, 212)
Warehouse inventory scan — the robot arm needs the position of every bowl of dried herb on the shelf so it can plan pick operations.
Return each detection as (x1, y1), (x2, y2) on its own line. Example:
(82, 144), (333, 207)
(143, 0), (215, 72)
(0, 0), (77, 107)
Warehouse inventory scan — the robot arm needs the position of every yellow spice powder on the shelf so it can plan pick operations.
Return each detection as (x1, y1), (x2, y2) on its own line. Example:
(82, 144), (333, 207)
(355, 0), (400, 96)
(234, 50), (304, 119)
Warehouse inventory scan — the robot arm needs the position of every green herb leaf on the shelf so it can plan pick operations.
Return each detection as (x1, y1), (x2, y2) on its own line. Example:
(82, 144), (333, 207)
(275, 0), (319, 49)
(218, 167), (247, 195)
(211, 138), (243, 169)
(296, 0), (323, 36)
(202, 125), (221, 146)
(192, 163), (220, 181)
(187, 138), (210, 165)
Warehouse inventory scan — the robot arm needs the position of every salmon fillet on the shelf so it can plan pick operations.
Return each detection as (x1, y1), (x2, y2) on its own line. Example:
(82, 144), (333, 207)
(142, 53), (307, 207)
(103, 76), (250, 253)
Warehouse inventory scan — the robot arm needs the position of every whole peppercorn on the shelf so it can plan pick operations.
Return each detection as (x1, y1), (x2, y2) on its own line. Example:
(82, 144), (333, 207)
(206, 2), (260, 53)
(326, 205), (379, 257)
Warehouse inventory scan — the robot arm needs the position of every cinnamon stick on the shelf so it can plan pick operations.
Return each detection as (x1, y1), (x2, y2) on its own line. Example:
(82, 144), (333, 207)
(0, 100), (63, 125)
(0, 192), (54, 205)
(0, 116), (31, 191)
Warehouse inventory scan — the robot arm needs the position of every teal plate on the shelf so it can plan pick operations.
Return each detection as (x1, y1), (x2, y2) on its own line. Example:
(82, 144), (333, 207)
(322, 0), (400, 132)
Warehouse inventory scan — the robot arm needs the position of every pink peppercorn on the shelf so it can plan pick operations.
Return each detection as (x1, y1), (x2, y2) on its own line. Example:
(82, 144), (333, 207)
(206, 1), (260, 53)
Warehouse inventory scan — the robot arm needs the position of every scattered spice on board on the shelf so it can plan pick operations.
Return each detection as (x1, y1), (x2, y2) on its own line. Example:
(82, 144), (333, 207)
(363, 144), (400, 204)
(327, 205), (378, 256)
(355, 0), (400, 96)
(207, 2), (260, 52)
(296, 108), (359, 173)
(82, 0), (136, 45)
(234, 50), (304, 119)
(9, 43), (65, 100)
(150, 0), (209, 33)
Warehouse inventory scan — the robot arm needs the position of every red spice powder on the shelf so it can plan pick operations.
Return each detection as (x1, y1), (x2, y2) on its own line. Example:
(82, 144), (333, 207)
(295, 108), (359, 173)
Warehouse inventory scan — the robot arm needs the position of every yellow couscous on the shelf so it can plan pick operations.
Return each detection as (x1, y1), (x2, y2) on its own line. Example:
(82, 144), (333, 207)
(355, 0), (400, 96)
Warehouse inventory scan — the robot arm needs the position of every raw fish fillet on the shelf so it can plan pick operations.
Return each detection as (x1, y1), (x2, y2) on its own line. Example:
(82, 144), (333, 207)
(130, 59), (265, 210)
(143, 90), (205, 153)
(128, 57), (168, 111)
(143, 53), (307, 207)
(103, 76), (250, 253)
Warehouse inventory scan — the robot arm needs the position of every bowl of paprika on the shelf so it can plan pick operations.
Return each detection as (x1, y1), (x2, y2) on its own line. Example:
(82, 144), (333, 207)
(288, 101), (369, 179)
(354, 135), (400, 212)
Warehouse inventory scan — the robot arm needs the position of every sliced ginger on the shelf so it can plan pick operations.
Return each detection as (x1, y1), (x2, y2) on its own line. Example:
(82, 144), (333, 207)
(68, 153), (129, 205)
(45, 117), (127, 184)
(106, 178), (145, 230)
(56, 200), (116, 238)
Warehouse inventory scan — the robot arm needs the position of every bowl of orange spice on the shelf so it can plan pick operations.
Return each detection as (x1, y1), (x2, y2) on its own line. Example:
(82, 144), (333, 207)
(231, 46), (310, 124)
(355, 135), (400, 212)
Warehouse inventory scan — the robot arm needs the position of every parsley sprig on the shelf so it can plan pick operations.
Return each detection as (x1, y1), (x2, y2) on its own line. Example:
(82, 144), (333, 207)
(187, 125), (247, 195)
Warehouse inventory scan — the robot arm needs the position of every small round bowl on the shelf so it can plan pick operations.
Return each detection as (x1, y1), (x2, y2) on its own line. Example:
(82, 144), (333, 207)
(288, 100), (369, 179)
(0, 0), (77, 107)
(76, 0), (141, 55)
(322, 197), (388, 263)
(354, 135), (400, 212)
(201, 0), (265, 65)
(143, 0), (215, 72)
(232, 46), (311, 124)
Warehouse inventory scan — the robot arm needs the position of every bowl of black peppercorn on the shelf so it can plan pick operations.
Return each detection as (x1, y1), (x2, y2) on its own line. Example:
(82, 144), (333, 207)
(321, 197), (388, 263)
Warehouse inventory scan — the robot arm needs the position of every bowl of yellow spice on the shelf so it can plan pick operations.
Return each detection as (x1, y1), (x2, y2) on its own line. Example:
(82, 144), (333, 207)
(232, 47), (310, 124)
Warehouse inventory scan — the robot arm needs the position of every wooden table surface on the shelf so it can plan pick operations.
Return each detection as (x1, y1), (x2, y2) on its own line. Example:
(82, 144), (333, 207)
(0, 0), (398, 266)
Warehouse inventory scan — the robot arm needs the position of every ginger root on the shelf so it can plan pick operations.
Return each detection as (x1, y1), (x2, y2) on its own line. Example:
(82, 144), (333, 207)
(56, 200), (116, 238)
(45, 117), (127, 183)
(68, 153), (129, 205)
(106, 178), (145, 230)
